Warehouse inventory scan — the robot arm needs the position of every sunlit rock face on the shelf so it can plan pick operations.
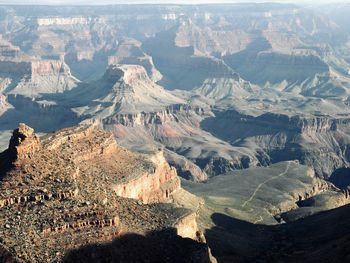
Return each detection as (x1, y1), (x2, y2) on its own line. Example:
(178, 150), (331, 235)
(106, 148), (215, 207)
(0, 124), (210, 262)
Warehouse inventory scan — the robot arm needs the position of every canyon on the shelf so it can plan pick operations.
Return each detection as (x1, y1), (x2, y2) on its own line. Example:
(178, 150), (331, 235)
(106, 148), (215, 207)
(0, 2), (350, 262)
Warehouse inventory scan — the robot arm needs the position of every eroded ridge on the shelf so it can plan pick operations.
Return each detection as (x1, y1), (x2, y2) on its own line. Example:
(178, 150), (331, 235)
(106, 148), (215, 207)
(0, 124), (206, 262)
(0, 190), (77, 208)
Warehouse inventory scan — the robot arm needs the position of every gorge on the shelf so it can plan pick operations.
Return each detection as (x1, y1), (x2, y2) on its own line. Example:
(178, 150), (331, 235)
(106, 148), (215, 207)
(1, 2), (350, 262)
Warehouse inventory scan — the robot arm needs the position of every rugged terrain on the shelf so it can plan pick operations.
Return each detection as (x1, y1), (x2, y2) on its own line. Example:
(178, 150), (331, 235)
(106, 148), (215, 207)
(1, 4), (350, 180)
(0, 124), (212, 262)
(0, 3), (350, 262)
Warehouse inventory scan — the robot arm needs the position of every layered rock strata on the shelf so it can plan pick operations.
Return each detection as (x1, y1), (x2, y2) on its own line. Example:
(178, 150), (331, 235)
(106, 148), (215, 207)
(41, 124), (180, 204)
(0, 59), (71, 77)
(0, 124), (210, 262)
(202, 110), (350, 178)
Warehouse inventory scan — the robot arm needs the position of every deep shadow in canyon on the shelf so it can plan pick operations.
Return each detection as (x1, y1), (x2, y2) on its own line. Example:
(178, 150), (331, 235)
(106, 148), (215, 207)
(207, 206), (350, 263)
(329, 168), (350, 189)
(62, 228), (210, 263)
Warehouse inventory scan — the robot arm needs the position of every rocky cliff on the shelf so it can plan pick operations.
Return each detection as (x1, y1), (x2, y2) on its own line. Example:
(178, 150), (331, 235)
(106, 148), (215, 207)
(174, 16), (250, 56)
(8, 123), (41, 162)
(0, 60), (78, 96)
(60, 64), (184, 118)
(202, 110), (350, 178)
(0, 60), (72, 76)
(112, 151), (180, 203)
(40, 124), (181, 204)
(30, 60), (68, 76)
(36, 17), (92, 26)
(0, 124), (211, 262)
(0, 4), (350, 262)
(101, 103), (218, 179)
(103, 104), (206, 127)
(108, 37), (163, 82)
(100, 101), (262, 180)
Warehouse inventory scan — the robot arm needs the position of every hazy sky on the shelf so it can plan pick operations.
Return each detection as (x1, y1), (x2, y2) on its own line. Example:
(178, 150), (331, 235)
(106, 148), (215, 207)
(1, 0), (350, 5)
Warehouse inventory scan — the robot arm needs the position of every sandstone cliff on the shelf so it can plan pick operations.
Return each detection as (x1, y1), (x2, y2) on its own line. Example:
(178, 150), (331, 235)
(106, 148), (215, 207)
(112, 151), (180, 203)
(0, 124), (210, 262)
(8, 123), (41, 162)
(41, 124), (181, 204)
(0, 60), (72, 77)
(0, 35), (78, 96)
(30, 60), (69, 76)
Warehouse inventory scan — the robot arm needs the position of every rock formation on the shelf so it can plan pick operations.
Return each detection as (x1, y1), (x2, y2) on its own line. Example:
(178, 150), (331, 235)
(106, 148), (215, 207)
(0, 3), (350, 262)
(8, 123), (41, 161)
(108, 37), (163, 82)
(0, 124), (211, 262)
(0, 36), (78, 96)
(1, 4), (350, 183)
(202, 110), (350, 178)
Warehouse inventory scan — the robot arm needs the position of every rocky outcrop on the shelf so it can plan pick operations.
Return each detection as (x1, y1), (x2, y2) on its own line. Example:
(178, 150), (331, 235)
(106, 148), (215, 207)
(174, 212), (199, 240)
(165, 151), (208, 182)
(0, 189), (78, 209)
(103, 104), (206, 127)
(8, 123), (41, 162)
(68, 64), (184, 118)
(270, 177), (331, 216)
(42, 216), (119, 234)
(43, 125), (118, 161)
(31, 60), (68, 76)
(42, 124), (180, 204)
(0, 60), (70, 76)
(0, 124), (209, 262)
(0, 39), (77, 95)
(196, 156), (255, 176)
(112, 151), (180, 204)
(256, 112), (342, 133)
(109, 38), (163, 82)
(0, 60), (78, 96)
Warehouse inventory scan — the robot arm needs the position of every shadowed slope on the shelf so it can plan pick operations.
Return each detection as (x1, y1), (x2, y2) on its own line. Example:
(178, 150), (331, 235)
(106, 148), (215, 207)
(207, 205), (350, 263)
